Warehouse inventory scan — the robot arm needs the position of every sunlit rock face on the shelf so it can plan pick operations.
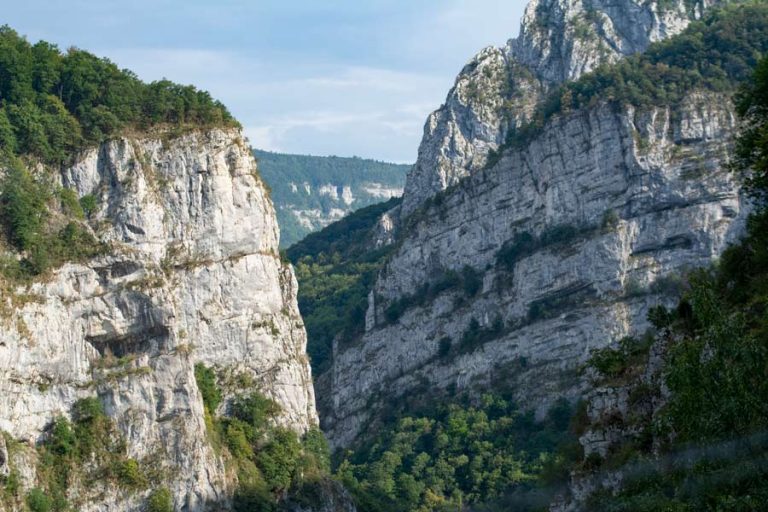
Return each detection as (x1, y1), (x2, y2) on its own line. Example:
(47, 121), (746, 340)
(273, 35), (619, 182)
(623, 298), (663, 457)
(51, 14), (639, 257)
(401, 0), (722, 218)
(0, 129), (316, 511)
(319, 0), (743, 449)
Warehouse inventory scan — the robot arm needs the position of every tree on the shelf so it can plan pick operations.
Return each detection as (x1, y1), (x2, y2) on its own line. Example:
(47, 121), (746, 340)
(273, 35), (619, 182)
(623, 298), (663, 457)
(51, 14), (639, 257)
(734, 56), (768, 202)
(0, 164), (49, 251)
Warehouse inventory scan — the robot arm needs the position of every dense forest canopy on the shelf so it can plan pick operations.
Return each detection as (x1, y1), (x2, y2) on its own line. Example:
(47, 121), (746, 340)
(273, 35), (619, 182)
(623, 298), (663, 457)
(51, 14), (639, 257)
(0, 25), (237, 165)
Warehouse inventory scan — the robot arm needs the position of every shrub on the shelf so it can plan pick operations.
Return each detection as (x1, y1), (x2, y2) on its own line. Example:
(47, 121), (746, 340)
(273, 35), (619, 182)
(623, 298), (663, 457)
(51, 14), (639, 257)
(115, 458), (146, 488)
(79, 194), (98, 218)
(147, 488), (173, 512)
(461, 265), (482, 297)
(459, 316), (505, 353)
(301, 428), (331, 475)
(233, 485), (275, 512)
(601, 209), (620, 231)
(540, 224), (580, 246)
(194, 363), (221, 413)
(47, 417), (77, 457)
(496, 231), (536, 271)
(58, 187), (84, 219)
(588, 336), (653, 381)
(230, 392), (281, 432)
(256, 428), (302, 492)
(26, 488), (51, 512)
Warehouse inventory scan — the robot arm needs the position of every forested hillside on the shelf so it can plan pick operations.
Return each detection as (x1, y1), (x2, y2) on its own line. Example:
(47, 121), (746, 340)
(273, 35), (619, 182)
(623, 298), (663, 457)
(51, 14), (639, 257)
(254, 149), (408, 246)
(287, 197), (400, 375)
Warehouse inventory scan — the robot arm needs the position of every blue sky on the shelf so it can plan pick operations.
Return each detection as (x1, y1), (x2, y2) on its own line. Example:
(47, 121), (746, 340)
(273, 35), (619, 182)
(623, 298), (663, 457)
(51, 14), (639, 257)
(4, 1), (527, 163)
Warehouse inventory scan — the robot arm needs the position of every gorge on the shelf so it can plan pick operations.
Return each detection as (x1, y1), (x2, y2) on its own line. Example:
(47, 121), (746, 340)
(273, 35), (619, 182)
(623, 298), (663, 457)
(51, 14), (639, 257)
(2, 0), (768, 510)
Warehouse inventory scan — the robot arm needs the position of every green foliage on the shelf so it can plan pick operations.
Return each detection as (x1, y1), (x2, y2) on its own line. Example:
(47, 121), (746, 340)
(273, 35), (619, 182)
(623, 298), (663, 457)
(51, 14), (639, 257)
(78, 194), (97, 218)
(588, 335), (654, 383)
(384, 266), (485, 324)
(256, 428), (303, 493)
(496, 231), (537, 272)
(147, 488), (173, 512)
(253, 149), (409, 247)
(460, 265), (482, 297)
(0, 163), (106, 279)
(496, 224), (584, 274)
(458, 316), (505, 354)
(115, 458), (147, 488)
(25, 488), (51, 512)
(194, 365), (332, 508)
(0, 163), (49, 252)
(58, 187), (84, 219)
(337, 394), (581, 512)
(230, 392), (282, 430)
(194, 363), (222, 413)
(31, 396), (147, 510)
(302, 428), (332, 475)
(0, 25), (236, 165)
(601, 209), (620, 231)
(287, 198), (401, 375)
(437, 336), (453, 358)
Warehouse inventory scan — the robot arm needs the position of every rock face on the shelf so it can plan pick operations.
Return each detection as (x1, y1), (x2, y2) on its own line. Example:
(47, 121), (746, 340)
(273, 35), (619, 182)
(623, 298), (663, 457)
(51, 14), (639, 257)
(320, 85), (748, 447)
(0, 129), (316, 510)
(401, 0), (722, 217)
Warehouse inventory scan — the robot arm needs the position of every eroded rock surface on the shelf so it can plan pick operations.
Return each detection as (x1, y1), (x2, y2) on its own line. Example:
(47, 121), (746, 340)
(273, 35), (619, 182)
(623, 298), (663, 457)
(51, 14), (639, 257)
(0, 129), (316, 510)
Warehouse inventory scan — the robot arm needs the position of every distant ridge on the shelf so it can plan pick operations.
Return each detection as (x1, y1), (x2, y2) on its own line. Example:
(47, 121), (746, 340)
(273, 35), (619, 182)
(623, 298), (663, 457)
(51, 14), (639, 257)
(253, 149), (410, 246)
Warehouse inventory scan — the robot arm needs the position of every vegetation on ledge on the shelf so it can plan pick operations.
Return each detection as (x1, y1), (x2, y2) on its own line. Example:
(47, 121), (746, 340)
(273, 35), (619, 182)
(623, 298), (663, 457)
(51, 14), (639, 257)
(194, 364), (332, 511)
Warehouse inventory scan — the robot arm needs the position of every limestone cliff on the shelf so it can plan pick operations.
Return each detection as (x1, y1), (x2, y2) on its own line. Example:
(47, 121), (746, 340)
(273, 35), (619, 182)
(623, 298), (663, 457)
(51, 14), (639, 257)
(0, 129), (316, 510)
(401, 0), (722, 217)
(321, 89), (747, 447)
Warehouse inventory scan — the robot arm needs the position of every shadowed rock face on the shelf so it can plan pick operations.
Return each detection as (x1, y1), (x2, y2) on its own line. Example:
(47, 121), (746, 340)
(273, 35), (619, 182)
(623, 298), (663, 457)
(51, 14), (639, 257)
(401, 0), (723, 218)
(0, 129), (316, 511)
(320, 83), (748, 447)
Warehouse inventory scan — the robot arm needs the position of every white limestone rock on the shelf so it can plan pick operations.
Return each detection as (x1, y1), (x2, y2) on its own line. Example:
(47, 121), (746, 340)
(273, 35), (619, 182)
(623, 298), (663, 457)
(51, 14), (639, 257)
(401, 0), (723, 217)
(0, 129), (317, 511)
(320, 91), (747, 448)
